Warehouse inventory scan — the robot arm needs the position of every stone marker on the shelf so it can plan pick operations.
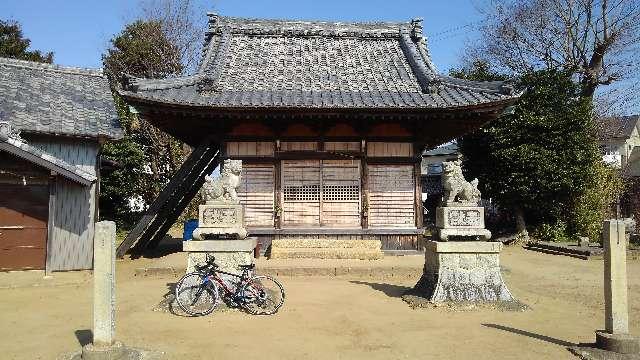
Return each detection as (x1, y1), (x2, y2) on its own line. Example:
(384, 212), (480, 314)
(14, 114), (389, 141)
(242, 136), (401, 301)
(80, 221), (127, 360)
(594, 220), (640, 354)
(64, 222), (164, 360)
(93, 221), (116, 346)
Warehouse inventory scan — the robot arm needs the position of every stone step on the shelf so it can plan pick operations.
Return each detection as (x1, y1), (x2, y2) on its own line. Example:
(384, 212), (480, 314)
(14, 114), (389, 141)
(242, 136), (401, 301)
(269, 247), (383, 260)
(271, 239), (381, 249)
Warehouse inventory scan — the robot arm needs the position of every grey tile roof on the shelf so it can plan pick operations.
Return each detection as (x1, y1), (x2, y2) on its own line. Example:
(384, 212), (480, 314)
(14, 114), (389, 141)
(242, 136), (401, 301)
(423, 142), (459, 156)
(0, 132), (96, 186)
(119, 15), (520, 110)
(596, 115), (640, 140)
(0, 57), (122, 139)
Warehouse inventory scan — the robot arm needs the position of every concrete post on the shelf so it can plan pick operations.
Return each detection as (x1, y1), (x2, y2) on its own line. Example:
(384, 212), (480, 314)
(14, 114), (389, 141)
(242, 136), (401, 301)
(92, 221), (116, 346)
(594, 219), (639, 354)
(603, 220), (628, 334)
(80, 221), (128, 360)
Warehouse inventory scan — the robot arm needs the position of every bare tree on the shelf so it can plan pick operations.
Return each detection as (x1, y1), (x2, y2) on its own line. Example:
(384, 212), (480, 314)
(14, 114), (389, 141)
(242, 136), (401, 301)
(138, 0), (208, 74)
(471, 0), (640, 101)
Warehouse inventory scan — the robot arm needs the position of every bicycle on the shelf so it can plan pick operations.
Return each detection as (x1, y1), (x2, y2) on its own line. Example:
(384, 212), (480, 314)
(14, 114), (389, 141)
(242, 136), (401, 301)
(174, 255), (285, 316)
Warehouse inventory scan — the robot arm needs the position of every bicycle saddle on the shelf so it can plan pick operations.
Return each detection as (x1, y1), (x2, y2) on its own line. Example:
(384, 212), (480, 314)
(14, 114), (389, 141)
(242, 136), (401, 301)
(238, 264), (255, 270)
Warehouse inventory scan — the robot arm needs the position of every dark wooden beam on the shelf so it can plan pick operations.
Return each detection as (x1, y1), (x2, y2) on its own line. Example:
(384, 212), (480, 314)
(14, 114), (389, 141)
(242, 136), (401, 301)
(116, 140), (219, 258)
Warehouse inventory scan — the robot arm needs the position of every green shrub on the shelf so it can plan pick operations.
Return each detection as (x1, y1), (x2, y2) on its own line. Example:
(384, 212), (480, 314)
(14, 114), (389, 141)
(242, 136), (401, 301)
(571, 163), (625, 243)
(532, 221), (574, 242)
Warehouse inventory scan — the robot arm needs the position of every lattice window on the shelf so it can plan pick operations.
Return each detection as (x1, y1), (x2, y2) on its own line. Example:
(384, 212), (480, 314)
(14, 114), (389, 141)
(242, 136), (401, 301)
(283, 184), (320, 201)
(322, 185), (360, 201)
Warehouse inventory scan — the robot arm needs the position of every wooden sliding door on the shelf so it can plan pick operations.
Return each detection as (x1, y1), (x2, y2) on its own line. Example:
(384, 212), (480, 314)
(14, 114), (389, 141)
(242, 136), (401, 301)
(281, 160), (361, 227)
(281, 160), (321, 226)
(321, 160), (360, 227)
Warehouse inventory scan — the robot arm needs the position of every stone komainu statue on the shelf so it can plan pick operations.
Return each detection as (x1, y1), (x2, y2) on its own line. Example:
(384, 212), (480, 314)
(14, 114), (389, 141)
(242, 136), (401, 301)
(441, 159), (481, 205)
(201, 159), (242, 204)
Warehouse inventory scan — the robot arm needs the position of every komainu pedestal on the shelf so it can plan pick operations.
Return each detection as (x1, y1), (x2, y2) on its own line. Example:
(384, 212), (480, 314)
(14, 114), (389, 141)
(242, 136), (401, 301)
(184, 238), (257, 276)
(405, 241), (523, 309)
(436, 206), (491, 241)
(192, 204), (247, 240)
(192, 159), (247, 240)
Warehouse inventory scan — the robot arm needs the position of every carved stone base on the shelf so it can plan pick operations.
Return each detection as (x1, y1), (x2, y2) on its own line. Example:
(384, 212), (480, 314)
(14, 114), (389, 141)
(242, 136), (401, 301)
(183, 238), (257, 276)
(192, 204), (247, 240)
(436, 206), (491, 241)
(595, 331), (640, 354)
(409, 241), (519, 305)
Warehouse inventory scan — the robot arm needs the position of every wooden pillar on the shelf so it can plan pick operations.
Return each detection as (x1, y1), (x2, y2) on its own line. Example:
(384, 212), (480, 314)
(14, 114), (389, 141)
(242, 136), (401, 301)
(414, 143), (424, 228)
(45, 172), (56, 276)
(361, 140), (368, 229)
(274, 140), (282, 229)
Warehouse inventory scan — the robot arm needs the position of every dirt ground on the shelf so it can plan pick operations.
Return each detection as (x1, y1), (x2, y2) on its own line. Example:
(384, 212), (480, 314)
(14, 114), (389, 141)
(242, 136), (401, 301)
(1, 246), (639, 360)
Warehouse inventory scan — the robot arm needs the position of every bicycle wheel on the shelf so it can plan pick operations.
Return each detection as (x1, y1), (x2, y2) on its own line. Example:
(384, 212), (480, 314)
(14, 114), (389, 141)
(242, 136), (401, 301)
(175, 272), (219, 316)
(240, 275), (285, 315)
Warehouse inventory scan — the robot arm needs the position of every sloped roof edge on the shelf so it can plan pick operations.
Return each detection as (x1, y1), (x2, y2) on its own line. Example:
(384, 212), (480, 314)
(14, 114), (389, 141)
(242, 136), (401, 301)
(0, 135), (96, 186)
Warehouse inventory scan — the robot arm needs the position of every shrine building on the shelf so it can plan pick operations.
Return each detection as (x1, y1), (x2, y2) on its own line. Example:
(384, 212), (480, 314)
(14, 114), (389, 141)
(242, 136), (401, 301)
(116, 14), (520, 257)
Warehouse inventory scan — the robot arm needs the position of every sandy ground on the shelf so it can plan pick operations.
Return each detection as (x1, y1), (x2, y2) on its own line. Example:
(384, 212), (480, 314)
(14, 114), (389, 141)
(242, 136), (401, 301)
(0, 246), (639, 360)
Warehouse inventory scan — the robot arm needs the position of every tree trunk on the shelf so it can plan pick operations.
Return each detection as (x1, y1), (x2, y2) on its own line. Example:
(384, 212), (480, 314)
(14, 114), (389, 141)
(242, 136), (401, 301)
(515, 207), (527, 233)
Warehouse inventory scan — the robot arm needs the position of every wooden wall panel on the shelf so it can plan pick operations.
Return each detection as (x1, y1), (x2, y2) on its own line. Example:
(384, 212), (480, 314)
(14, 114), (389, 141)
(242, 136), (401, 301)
(324, 142), (360, 152)
(368, 165), (415, 228)
(238, 164), (275, 227)
(366, 142), (413, 157)
(280, 142), (318, 151)
(226, 141), (274, 157)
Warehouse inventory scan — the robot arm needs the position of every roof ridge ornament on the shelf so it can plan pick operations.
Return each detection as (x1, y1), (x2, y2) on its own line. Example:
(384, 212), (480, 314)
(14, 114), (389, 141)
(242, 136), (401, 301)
(198, 29), (232, 93)
(399, 28), (442, 94)
(410, 18), (424, 40)
(0, 116), (21, 142)
(207, 12), (219, 29)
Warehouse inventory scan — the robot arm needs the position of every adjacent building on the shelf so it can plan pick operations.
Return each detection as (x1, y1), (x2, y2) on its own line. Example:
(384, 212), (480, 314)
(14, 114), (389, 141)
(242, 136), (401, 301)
(596, 115), (640, 168)
(420, 142), (460, 224)
(0, 58), (122, 271)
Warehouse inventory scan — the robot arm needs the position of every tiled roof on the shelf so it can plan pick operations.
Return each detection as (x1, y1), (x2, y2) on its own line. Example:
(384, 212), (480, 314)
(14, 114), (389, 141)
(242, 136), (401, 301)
(0, 129), (96, 186)
(596, 115), (640, 140)
(119, 14), (520, 110)
(423, 142), (459, 156)
(0, 57), (122, 139)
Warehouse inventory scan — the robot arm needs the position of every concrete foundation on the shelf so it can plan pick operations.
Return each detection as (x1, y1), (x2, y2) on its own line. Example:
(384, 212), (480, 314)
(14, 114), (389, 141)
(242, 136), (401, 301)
(183, 238), (257, 275)
(596, 331), (640, 355)
(408, 241), (519, 305)
(269, 238), (383, 260)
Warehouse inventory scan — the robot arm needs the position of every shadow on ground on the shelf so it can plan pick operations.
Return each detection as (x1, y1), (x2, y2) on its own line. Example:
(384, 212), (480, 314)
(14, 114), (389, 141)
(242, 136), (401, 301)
(74, 329), (92, 347)
(133, 236), (182, 259)
(482, 323), (577, 347)
(350, 280), (412, 298)
(153, 282), (191, 317)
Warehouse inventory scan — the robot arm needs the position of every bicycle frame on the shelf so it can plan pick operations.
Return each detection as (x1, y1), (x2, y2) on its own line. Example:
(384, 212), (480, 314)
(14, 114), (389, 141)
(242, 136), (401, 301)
(203, 268), (252, 298)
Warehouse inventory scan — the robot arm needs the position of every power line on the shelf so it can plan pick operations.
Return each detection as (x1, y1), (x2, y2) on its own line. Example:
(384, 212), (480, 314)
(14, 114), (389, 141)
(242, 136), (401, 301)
(429, 21), (482, 39)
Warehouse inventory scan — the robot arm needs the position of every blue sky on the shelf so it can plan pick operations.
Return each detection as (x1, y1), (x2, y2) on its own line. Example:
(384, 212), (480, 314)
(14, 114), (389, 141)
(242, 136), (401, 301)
(0, 0), (482, 73)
